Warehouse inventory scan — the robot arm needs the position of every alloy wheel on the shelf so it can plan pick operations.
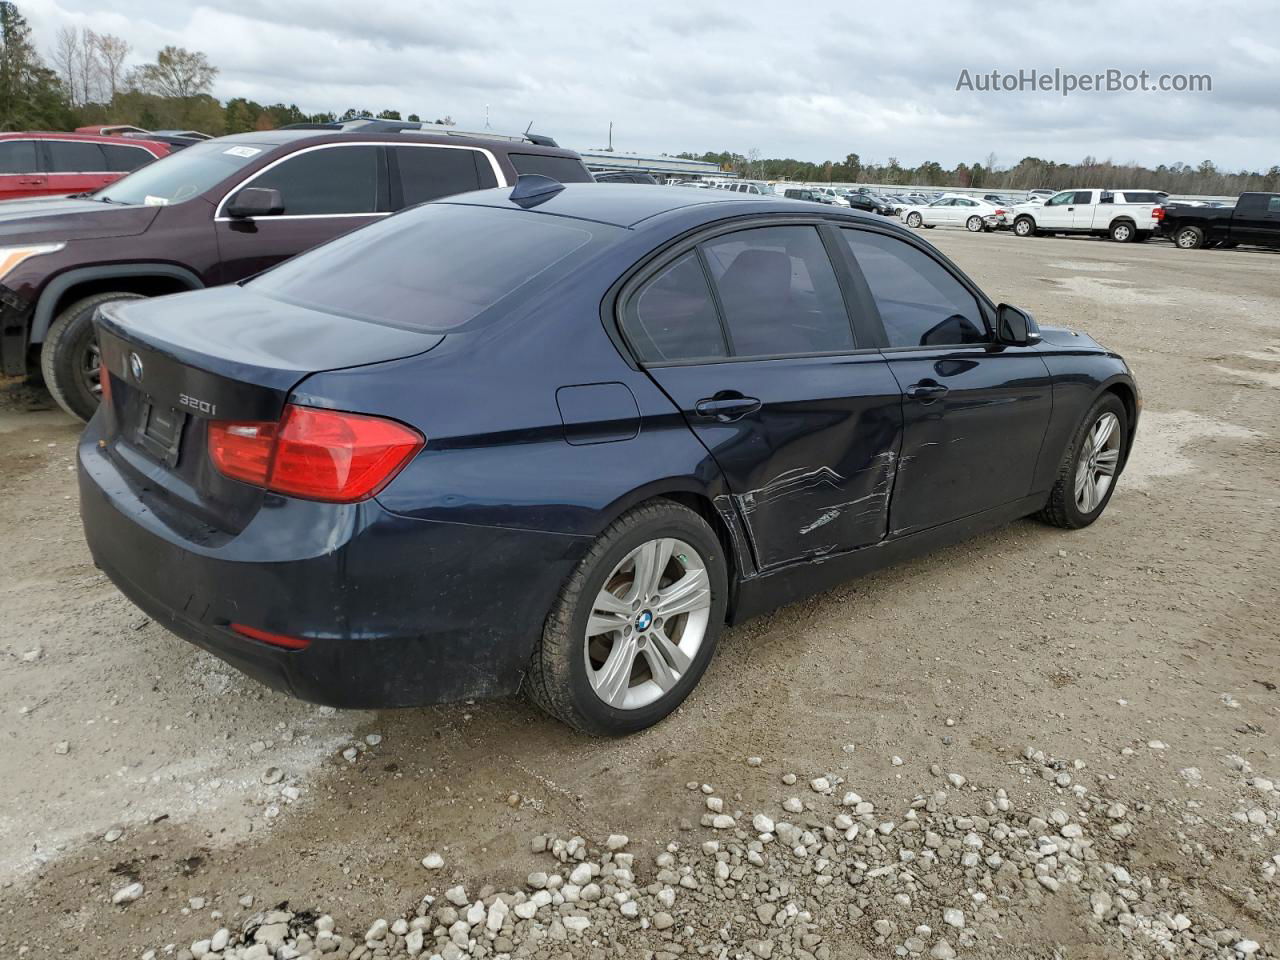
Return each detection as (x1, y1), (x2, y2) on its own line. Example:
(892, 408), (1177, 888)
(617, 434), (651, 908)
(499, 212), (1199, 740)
(583, 537), (712, 710)
(82, 341), (102, 397)
(966, 216), (983, 232)
(907, 213), (922, 228)
(1074, 412), (1121, 513)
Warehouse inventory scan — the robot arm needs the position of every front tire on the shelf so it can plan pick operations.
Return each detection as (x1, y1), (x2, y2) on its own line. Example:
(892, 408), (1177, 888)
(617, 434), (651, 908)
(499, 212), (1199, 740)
(1175, 225), (1205, 249)
(41, 292), (144, 421)
(526, 501), (728, 735)
(1014, 216), (1037, 237)
(906, 212), (923, 228)
(1038, 394), (1129, 530)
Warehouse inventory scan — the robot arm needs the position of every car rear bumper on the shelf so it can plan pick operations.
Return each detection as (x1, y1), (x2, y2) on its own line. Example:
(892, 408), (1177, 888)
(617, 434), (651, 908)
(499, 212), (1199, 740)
(78, 419), (591, 709)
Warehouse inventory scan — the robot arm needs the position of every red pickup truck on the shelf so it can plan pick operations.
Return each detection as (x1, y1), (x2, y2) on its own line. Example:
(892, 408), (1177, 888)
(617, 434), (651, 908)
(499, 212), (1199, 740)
(0, 132), (170, 201)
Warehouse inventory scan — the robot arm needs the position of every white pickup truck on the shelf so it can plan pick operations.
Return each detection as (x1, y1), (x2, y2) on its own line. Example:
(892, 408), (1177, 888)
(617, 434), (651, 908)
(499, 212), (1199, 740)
(1010, 189), (1164, 242)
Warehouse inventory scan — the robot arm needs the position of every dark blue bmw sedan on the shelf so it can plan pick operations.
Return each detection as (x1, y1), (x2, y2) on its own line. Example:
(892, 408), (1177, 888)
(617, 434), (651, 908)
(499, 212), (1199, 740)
(79, 179), (1139, 735)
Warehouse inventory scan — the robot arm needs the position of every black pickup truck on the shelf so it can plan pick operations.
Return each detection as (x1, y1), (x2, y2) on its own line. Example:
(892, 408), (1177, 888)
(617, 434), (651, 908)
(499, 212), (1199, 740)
(1158, 192), (1280, 250)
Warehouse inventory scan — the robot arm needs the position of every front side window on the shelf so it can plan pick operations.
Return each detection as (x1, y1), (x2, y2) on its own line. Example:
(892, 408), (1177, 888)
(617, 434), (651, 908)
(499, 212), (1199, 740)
(0, 140), (37, 174)
(1045, 191), (1075, 206)
(1269, 196), (1280, 213)
(46, 140), (107, 172)
(625, 253), (727, 362)
(249, 145), (382, 216)
(842, 229), (987, 348)
(396, 146), (494, 207)
(702, 226), (854, 357)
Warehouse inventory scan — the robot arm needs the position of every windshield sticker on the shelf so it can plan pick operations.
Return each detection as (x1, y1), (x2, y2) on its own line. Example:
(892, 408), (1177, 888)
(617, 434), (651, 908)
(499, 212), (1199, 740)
(143, 195), (169, 206)
(223, 146), (262, 158)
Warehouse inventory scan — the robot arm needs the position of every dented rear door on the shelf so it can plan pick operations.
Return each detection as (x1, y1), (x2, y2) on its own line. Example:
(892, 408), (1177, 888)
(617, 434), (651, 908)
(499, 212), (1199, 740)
(647, 356), (903, 571)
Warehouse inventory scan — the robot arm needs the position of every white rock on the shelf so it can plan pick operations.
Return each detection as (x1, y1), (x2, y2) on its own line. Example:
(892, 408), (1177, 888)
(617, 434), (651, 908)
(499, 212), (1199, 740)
(606, 834), (629, 850)
(930, 940), (956, 960)
(421, 853), (445, 869)
(753, 813), (775, 833)
(445, 885), (469, 906)
(210, 929), (230, 952)
(111, 882), (144, 905)
(391, 918), (409, 936)
(947, 773), (966, 789)
(810, 777), (831, 792)
(783, 797), (804, 813)
(569, 863), (593, 885)
(465, 900), (486, 926)
(563, 916), (590, 934)
(711, 813), (735, 829)
(366, 919), (388, 941)
(943, 908), (964, 929)
(103, 828), (123, 843)
(705, 796), (724, 813)
(405, 929), (425, 955)
(1235, 941), (1260, 956)
(746, 756), (763, 766)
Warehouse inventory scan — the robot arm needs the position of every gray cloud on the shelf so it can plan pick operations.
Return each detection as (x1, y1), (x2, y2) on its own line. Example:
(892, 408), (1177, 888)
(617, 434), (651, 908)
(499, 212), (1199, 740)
(28, 0), (1280, 170)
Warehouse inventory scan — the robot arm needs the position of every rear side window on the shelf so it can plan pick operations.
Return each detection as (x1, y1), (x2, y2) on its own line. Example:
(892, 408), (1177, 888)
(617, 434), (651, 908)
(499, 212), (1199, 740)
(46, 140), (107, 172)
(251, 203), (614, 332)
(509, 153), (594, 183)
(702, 226), (854, 358)
(101, 143), (155, 172)
(625, 253), (727, 362)
(1270, 197), (1280, 213)
(843, 229), (987, 348)
(250, 145), (383, 215)
(0, 140), (37, 174)
(395, 146), (496, 207)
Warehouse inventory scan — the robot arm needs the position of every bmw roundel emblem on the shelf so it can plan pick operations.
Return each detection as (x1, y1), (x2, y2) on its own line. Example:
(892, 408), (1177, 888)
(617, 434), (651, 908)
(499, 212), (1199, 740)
(129, 352), (144, 382)
(635, 610), (654, 631)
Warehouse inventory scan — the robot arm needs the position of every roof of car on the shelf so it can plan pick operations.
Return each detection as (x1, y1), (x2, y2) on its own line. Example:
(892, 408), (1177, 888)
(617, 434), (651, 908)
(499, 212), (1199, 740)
(215, 129), (578, 156)
(446, 183), (889, 230)
(0, 130), (169, 151)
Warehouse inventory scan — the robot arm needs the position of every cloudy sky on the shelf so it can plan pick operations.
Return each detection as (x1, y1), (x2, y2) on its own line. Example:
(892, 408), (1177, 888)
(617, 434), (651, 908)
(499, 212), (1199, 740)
(28, 0), (1280, 171)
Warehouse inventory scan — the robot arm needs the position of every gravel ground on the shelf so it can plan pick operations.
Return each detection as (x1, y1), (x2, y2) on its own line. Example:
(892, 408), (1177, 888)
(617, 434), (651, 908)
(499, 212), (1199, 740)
(0, 229), (1277, 959)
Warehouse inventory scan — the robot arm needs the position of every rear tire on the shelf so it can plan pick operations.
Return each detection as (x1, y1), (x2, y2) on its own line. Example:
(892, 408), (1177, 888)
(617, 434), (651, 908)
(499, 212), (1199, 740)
(1175, 225), (1204, 249)
(1038, 394), (1129, 530)
(1109, 220), (1135, 242)
(1014, 216), (1037, 237)
(41, 292), (145, 422)
(966, 215), (983, 233)
(526, 501), (728, 736)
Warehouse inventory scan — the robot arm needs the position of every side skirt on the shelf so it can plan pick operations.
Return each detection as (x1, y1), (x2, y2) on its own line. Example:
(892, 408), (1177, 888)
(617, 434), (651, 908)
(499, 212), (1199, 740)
(727, 493), (1045, 624)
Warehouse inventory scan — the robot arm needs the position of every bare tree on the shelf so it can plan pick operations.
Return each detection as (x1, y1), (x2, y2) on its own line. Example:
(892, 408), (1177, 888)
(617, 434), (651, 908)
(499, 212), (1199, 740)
(91, 31), (128, 101)
(50, 24), (106, 104)
(50, 25), (81, 102)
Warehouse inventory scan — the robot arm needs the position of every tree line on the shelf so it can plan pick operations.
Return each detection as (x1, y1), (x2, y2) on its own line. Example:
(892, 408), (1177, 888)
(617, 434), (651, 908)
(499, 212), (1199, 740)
(0, 2), (452, 136)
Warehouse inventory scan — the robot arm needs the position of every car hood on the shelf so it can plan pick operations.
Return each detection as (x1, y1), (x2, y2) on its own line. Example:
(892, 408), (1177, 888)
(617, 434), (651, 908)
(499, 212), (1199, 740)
(0, 195), (161, 244)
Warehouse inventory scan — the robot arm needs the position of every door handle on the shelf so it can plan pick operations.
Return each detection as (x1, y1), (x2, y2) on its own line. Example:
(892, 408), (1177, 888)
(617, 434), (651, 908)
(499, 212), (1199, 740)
(17, 177), (43, 185)
(906, 381), (949, 403)
(695, 394), (761, 422)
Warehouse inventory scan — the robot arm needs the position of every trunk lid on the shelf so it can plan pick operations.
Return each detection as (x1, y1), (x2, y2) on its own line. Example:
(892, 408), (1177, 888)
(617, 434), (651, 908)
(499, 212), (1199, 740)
(95, 286), (441, 535)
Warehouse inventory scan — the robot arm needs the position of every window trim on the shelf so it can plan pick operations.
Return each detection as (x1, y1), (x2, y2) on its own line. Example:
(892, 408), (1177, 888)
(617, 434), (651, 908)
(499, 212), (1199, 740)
(213, 141), (506, 221)
(615, 215), (875, 368)
(836, 222), (998, 353)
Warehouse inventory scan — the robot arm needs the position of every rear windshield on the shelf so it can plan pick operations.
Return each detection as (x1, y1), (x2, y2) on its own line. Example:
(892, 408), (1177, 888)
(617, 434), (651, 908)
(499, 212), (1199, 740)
(509, 153), (595, 183)
(250, 202), (617, 333)
(97, 139), (265, 205)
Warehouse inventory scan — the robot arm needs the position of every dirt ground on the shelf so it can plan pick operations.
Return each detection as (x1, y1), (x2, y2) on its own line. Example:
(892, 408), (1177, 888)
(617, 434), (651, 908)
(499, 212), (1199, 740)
(1, 228), (1277, 959)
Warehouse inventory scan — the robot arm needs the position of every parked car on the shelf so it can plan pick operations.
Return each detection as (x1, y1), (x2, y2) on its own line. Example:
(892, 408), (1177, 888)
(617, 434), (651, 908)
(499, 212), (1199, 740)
(844, 192), (896, 216)
(1158, 192), (1280, 249)
(810, 186), (851, 207)
(714, 180), (774, 196)
(78, 183), (1139, 735)
(593, 171), (659, 184)
(902, 195), (1007, 232)
(0, 131), (170, 201)
(1010, 189), (1163, 242)
(74, 124), (207, 152)
(0, 120), (592, 420)
(783, 187), (835, 204)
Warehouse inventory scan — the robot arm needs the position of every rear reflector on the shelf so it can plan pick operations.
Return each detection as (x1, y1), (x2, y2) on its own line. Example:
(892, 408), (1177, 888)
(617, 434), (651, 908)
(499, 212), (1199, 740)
(208, 404), (424, 503)
(231, 623), (312, 651)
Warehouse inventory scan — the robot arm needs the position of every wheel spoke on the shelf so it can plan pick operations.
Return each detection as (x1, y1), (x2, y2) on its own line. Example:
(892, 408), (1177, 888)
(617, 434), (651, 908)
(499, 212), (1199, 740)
(1094, 449), (1120, 476)
(630, 538), (673, 602)
(592, 635), (638, 707)
(654, 567), (711, 619)
(643, 629), (690, 692)
(1074, 460), (1091, 503)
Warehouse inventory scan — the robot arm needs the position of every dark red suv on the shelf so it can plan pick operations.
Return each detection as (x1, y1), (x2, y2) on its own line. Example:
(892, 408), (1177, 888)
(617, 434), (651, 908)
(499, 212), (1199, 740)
(0, 120), (592, 419)
(0, 131), (171, 201)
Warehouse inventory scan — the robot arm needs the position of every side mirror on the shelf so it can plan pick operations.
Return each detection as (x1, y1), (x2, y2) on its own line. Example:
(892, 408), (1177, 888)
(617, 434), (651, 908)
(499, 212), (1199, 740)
(226, 187), (284, 219)
(996, 303), (1040, 346)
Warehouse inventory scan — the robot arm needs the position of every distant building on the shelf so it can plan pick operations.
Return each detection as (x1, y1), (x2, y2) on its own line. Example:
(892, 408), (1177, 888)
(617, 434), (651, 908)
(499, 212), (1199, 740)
(578, 150), (729, 182)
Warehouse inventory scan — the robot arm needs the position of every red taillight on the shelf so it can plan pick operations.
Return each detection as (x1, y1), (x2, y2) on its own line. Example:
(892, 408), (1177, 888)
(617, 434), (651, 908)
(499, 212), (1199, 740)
(994, 208), (1006, 216)
(230, 623), (312, 651)
(208, 404), (424, 503)
(1152, 206), (1165, 221)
